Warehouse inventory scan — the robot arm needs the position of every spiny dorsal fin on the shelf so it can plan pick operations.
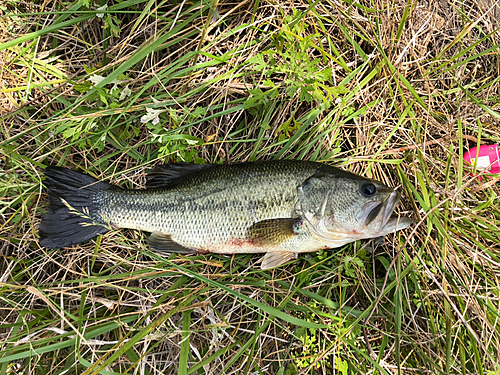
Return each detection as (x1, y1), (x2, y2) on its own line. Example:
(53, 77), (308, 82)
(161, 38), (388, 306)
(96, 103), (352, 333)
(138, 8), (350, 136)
(147, 232), (197, 254)
(246, 218), (304, 246)
(146, 163), (213, 188)
(261, 251), (297, 269)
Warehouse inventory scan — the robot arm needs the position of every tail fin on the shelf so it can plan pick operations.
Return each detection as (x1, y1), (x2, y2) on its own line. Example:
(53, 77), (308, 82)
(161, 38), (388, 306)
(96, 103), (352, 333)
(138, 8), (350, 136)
(39, 167), (111, 248)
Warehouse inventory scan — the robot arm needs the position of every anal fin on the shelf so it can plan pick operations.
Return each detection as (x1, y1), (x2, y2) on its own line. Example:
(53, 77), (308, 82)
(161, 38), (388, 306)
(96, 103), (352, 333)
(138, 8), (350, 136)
(261, 251), (297, 270)
(147, 232), (197, 254)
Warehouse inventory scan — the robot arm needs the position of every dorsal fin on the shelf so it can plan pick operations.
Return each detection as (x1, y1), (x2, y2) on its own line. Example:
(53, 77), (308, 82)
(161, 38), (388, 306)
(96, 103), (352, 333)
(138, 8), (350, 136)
(146, 163), (213, 188)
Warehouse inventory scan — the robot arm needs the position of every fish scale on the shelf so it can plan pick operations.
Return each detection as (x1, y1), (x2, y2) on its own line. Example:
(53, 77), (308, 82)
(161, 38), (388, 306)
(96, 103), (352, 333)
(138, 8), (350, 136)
(97, 180), (302, 250)
(39, 160), (412, 269)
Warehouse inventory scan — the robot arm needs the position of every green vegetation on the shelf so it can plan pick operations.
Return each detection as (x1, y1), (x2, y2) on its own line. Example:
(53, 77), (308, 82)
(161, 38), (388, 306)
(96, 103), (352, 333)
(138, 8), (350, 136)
(1, 0), (500, 373)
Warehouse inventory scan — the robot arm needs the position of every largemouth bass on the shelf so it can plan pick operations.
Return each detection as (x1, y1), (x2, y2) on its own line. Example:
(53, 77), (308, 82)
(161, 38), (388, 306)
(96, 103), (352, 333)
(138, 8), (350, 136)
(39, 160), (411, 269)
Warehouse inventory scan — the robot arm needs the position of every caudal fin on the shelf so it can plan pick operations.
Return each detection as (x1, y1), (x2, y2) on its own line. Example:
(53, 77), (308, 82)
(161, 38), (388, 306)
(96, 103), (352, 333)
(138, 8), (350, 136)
(39, 167), (111, 248)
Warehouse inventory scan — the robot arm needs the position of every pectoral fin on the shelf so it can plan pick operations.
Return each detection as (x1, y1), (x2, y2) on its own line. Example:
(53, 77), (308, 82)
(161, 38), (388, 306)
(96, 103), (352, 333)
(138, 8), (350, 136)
(261, 251), (297, 269)
(147, 232), (197, 254)
(247, 218), (304, 246)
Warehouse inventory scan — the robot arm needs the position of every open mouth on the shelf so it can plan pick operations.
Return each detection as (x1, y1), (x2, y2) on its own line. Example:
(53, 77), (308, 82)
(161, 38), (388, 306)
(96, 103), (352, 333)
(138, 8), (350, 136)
(305, 188), (411, 245)
(359, 190), (401, 231)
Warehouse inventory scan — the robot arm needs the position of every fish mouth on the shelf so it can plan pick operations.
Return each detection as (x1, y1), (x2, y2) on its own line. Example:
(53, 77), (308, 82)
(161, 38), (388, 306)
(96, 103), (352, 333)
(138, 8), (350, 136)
(358, 190), (401, 232)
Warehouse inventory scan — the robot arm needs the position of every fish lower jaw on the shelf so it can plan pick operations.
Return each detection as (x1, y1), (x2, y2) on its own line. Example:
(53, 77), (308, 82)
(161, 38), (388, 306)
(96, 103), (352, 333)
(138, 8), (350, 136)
(310, 231), (361, 249)
(304, 220), (364, 249)
(376, 216), (413, 235)
(311, 225), (407, 248)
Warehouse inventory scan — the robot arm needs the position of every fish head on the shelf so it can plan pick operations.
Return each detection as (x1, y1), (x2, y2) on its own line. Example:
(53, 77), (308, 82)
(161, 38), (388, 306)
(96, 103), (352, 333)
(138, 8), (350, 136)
(297, 172), (412, 245)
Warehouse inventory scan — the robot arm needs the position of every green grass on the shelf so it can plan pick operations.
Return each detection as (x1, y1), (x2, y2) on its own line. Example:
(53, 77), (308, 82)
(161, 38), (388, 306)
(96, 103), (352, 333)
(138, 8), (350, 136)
(1, 0), (500, 374)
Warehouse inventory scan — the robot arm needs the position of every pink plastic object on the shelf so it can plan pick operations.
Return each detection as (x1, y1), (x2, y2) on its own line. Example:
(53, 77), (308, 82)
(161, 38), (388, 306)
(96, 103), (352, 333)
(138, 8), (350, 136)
(463, 144), (500, 178)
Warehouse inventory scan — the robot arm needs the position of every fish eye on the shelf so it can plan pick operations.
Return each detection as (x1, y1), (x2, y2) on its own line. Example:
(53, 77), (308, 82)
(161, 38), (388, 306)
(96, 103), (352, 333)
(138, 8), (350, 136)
(361, 183), (377, 197)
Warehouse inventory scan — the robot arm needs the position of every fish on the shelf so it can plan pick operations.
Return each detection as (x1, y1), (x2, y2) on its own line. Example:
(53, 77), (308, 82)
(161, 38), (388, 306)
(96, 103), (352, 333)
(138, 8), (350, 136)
(38, 160), (412, 269)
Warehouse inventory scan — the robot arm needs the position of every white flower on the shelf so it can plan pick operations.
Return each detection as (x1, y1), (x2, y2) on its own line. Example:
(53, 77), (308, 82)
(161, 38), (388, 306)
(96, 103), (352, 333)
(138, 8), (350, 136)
(141, 107), (164, 125)
(119, 86), (132, 100)
(88, 74), (105, 86)
(96, 4), (107, 18)
(150, 133), (164, 142)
